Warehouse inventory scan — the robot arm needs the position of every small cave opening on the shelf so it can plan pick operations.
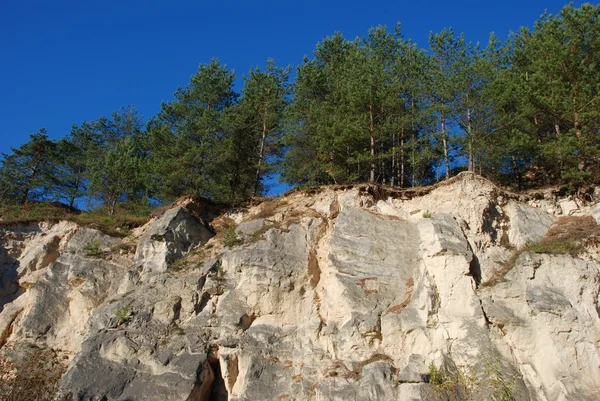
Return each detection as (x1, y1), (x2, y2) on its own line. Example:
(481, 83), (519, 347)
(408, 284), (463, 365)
(208, 356), (228, 401)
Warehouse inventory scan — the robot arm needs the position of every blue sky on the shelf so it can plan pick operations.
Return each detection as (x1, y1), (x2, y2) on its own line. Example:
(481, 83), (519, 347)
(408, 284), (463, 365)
(0, 0), (585, 192)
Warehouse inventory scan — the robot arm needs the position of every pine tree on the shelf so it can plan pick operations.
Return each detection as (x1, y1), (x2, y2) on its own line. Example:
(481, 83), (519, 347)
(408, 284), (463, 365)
(0, 130), (57, 204)
(237, 59), (290, 196)
(149, 59), (238, 202)
(428, 29), (462, 179)
(48, 123), (102, 209)
(282, 33), (356, 186)
(88, 138), (143, 215)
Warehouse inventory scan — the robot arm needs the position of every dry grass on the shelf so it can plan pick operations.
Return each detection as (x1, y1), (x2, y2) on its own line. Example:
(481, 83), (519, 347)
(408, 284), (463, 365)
(0, 202), (150, 237)
(251, 198), (288, 219)
(0, 345), (68, 401)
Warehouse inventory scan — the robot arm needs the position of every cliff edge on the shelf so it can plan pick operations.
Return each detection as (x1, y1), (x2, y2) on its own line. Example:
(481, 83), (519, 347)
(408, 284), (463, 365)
(1, 173), (600, 401)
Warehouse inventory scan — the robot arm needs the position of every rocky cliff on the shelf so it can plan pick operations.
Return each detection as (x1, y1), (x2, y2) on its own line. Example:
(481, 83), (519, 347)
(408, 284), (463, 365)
(1, 173), (600, 401)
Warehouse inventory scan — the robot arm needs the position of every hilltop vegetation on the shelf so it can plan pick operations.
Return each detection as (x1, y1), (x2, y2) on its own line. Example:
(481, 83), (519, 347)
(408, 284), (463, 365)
(1, 3), (599, 213)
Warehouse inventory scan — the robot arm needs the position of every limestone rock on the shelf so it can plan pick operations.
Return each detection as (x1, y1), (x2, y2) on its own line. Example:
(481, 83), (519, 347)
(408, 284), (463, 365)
(559, 199), (579, 216)
(1, 174), (599, 401)
(135, 206), (214, 275)
(506, 203), (557, 248)
(592, 203), (600, 224)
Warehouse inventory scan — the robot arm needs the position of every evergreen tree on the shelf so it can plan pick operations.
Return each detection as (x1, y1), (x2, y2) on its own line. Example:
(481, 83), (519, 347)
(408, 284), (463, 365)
(511, 4), (600, 184)
(428, 28), (462, 179)
(149, 59), (238, 202)
(48, 122), (102, 209)
(237, 59), (290, 196)
(344, 26), (400, 183)
(389, 34), (437, 187)
(0, 130), (56, 204)
(88, 138), (143, 215)
(282, 33), (356, 186)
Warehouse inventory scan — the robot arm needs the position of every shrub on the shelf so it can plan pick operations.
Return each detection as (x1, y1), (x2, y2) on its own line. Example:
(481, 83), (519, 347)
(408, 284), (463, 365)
(426, 361), (516, 401)
(82, 240), (102, 256)
(426, 362), (476, 400)
(223, 226), (242, 248)
(169, 256), (190, 271)
(216, 264), (225, 281)
(115, 305), (132, 326)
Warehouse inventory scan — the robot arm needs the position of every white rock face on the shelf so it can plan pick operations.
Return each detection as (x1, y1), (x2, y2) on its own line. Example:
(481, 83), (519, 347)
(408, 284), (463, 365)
(135, 206), (214, 275)
(507, 203), (557, 248)
(592, 203), (600, 224)
(1, 173), (600, 401)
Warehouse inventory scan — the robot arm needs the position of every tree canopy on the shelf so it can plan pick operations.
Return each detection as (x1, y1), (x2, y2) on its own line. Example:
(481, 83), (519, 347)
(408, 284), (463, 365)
(1, 3), (599, 211)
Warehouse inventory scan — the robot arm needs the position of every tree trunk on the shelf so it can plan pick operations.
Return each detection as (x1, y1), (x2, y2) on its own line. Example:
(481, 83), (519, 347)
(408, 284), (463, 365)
(512, 155), (522, 191)
(369, 103), (375, 183)
(20, 188), (30, 205)
(442, 118), (450, 179)
(20, 163), (42, 204)
(574, 89), (585, 172)
(391, 131), (396, 187)
(107, 196), (117, 216)
(411, 99), (416, 187)
(467, 107), (474, 172)
(253, 117), (268, 197)
(400, 128), (405, 188)
(534, 115), (541, 143)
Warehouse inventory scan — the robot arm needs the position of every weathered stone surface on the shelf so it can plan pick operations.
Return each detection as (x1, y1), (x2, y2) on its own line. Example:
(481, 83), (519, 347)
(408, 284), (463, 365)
(592, 203), (600, 224)
(234, 218), (266, 236)
(135, 206), (214, 275)
(1, 175), (600, 400)
(480, 252), (600, 401)
(559, 199), (579, 216)
(506, 203), (557, 248)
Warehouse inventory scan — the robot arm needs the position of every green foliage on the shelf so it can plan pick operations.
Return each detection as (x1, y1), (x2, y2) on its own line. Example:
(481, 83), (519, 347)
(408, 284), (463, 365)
(525, 238), (584, 255)
(523, 216), (599, 256)
(485, 360), (517, 401)
(88, 137), (144, 215)
(2, 3), (600, 207)
(237, 59), (291, 196)
(427, 361), (516, 401)
(216, 264), (226, 281)
(223, 226), (242, 248)
(0, 202), (148, 238)
(283, 26), (441, 188)
(148, 59), (244, 203)
(82, 240), (102, 257)
(0, 130), (57, 204)
(0, 202), (73, 223)
(169, 256), (188, 271)
(427, 362), (476, 400)
(115, 305), (132, 326)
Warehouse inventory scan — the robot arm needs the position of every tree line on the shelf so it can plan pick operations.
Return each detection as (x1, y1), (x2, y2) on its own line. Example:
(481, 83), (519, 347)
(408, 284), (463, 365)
(1, 3), (599, 212)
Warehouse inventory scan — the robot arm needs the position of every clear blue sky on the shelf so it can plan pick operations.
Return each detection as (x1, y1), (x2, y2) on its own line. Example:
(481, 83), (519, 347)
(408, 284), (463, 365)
(0, 0), (585, 187)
